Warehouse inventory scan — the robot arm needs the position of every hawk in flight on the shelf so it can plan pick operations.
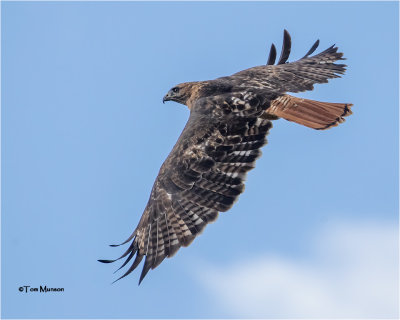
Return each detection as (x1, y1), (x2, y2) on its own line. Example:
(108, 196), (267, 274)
(99, 30), (353, 284)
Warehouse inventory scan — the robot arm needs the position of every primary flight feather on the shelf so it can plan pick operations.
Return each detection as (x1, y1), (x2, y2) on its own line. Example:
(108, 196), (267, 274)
(99, 30), (353, 284)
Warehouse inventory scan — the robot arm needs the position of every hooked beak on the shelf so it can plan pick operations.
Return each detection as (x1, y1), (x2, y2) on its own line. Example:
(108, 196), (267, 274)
(163, 94), (170, 104)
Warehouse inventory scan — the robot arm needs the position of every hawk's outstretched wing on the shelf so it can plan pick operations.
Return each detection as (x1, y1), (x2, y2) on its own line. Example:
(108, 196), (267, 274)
(99, 91), (275, 284)
(225, 30), (346, 94)
(220, 30), (352, 129)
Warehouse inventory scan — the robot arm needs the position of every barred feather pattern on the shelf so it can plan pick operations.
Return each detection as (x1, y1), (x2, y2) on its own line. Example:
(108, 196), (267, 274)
(99, 93), (273, 284)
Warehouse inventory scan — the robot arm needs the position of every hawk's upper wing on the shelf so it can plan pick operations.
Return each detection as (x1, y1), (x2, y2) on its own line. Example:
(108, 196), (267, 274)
(99, 91), (274, 284)
(225, 31), (346, 94)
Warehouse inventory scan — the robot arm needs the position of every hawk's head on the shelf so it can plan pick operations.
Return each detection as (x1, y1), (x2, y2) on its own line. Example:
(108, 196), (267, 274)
(163, 82), (196, 106)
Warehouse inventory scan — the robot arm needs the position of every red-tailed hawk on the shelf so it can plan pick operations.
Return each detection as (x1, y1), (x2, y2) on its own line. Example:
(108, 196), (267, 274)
(99, 30), (353, 284)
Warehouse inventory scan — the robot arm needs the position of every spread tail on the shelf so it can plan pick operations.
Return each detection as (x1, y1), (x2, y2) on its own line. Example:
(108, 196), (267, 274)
(266, 95), (353, 130)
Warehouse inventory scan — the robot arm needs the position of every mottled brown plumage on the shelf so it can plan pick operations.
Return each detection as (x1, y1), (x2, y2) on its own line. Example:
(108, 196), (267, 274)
(99, 30), (353, 284)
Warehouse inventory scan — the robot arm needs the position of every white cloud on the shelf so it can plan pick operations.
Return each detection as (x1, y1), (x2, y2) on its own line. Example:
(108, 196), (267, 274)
(197, 220), (399, 318)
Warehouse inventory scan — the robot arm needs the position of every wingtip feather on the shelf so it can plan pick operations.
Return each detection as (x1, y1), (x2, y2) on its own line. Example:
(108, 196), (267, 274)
(98, 259), (115, 263)
(267, 43), (277, 65)
(138, 258), (152, 285)
(302, 39), (320, 59)
(277, 29), (292, 65)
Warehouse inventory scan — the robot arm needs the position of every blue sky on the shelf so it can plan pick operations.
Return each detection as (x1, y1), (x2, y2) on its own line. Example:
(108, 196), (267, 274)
(1, 1), (398, 318)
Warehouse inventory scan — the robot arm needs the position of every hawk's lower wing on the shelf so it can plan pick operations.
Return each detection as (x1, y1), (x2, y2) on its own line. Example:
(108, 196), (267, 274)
(99, 92), (273, 284)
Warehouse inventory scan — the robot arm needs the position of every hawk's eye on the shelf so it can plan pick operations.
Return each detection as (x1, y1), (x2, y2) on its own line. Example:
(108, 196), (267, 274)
(172, 87), (179, 93)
